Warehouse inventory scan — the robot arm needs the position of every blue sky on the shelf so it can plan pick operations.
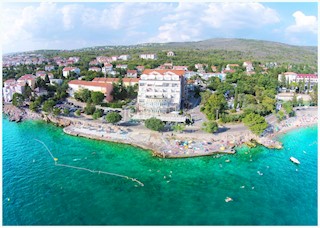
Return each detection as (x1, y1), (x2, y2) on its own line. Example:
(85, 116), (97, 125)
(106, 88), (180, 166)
(2, 1), (318, 54)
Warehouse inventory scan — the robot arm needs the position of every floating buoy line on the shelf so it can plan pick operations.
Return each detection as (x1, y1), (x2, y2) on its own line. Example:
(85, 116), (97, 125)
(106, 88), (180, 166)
(34, 139), (144, 187)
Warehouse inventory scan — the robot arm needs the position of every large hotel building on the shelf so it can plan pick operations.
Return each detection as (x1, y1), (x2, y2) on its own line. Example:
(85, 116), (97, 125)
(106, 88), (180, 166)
(137, 69), (187, 114)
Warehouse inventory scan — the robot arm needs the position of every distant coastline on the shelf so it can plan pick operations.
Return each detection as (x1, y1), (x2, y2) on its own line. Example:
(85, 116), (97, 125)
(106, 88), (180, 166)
(3, 104), (317, 158)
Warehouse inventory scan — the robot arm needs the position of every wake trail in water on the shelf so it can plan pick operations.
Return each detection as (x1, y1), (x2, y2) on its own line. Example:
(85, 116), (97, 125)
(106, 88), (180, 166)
(34, 139), (144, 187)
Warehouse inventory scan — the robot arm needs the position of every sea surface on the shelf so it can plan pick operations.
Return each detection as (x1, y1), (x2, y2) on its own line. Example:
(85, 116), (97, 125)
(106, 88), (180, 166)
(2, 117), (318, 225)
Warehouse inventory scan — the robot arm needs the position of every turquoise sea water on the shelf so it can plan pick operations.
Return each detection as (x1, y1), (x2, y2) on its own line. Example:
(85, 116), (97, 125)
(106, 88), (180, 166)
(2, 117), (318, 225)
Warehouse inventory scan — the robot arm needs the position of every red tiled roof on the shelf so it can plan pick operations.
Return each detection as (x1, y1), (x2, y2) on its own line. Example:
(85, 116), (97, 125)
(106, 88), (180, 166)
(284, 72), (297, 75)
(142, 69), (185, 76)
(5, 79), (16, 83)
(18, 74), (36, 80)
(127, 70), (137, 74)
(63, 67), (78, 71)
(68, 80), (113, 89)
(92, 78), (139, 83)
(222, 70), (235, 73)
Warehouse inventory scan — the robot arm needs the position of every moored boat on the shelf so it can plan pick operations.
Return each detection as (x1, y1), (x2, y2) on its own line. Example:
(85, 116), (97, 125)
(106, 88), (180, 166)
(290, 157), (300, 164)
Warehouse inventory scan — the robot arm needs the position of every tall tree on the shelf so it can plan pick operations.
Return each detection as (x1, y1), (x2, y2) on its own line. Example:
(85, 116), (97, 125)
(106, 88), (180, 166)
(12, 93), (24, 107)
(202, 93), (228, 120)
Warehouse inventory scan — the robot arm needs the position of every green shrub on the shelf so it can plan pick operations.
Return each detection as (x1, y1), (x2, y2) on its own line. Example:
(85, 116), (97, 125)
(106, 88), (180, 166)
(105, 112), (122, 124)
(144, 118), (165, 131)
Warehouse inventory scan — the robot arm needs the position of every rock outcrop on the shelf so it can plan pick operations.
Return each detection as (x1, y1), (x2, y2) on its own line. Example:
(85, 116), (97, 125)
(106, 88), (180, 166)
(3, 104), (24, 122)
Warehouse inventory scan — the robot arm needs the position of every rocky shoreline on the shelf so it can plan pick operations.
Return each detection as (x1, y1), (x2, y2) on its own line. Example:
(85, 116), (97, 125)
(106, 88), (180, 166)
(3, 104), (317, 159)
(3, 104), (72, 127)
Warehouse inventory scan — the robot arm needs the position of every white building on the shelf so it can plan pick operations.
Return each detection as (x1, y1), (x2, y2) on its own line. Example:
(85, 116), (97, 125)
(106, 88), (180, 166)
(45, 65), (55, 71)
(243, 61), (254, 72)
(2, 79), (25, 102)
(278, 72), (318, 90)
(88, 67), (101, 72)
(137, 69), (187, 114)
(173, 66), (188, 71)
(17, 74), (37, 89)
(167, 51), (175, 57)
(139, 53), (157, 60)
(62, 67), (80, 77)
(118, 54), (131, 60)
(102, 64), (113, 74)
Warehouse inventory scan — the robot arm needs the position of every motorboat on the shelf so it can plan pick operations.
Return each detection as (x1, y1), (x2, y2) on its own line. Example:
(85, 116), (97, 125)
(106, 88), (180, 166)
(290, 157), (300, 164)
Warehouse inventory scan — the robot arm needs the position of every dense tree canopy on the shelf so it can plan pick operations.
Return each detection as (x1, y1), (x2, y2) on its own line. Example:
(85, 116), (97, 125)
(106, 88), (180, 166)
(144, 117), (165, 131)
(12, 93), (24, 107)
(202, 93), (228, 120)
(202, 121), (219, 133)
(105, 112), (122, 124)
(243, 113), (268, 135)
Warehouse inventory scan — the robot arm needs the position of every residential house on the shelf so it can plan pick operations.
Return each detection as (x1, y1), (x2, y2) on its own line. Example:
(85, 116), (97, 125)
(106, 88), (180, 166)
(96, 56), (112, 64)
(116, 64), (127, 69)
(50, 79), (63, 86)
(88, 67), (102, 72)
(111, 56), (118, 62)
(45, 65), (55, 71)
(127, 70), (138, 78)
(102, 64), (113, 74)
(118, 54), (131, 61)
(62, 67), (80, 77)
(195, 64), (207, 71)
(89, 60), (99, 66)
(68, 80), (113, 102)
(222, 69), (236, 74)
(136, 66), (145, 73)
(173, 66), (188, 71)
(225, 64), (239, 71)
(157, 63), (173, 70)
(2, 79), (25, 102)
(137, 69), (187, 114)
(17, 74), (37, 89)
(243, 61), (254, 72)
(167, 51), (175, 57)
(36, 71), (47, 79)
(139, 53), (157, 60)
(211, 66), (217, 72)
(47, 73), (54, 79)
(68, 56), (80, 63)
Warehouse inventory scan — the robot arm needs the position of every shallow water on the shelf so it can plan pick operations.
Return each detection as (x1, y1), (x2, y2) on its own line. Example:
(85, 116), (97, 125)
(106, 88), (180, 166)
(2, 117), (317, 225)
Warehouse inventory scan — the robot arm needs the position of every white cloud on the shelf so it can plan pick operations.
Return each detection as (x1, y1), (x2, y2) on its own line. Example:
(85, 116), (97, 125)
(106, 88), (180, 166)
(286, 11), (317, 34)
(202, 3), (280, 29)
(150, 2), (280, 43)
(2, 2), (171, 52)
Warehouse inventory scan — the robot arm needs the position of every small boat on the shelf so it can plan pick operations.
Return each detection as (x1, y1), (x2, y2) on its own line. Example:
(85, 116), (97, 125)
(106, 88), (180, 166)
(290, 157), (300, 164)
(225, 197), (233, 202)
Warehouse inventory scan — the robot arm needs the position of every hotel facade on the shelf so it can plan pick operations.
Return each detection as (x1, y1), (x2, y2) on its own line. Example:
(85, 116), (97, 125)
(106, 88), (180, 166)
(137, 69), (187, 114)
